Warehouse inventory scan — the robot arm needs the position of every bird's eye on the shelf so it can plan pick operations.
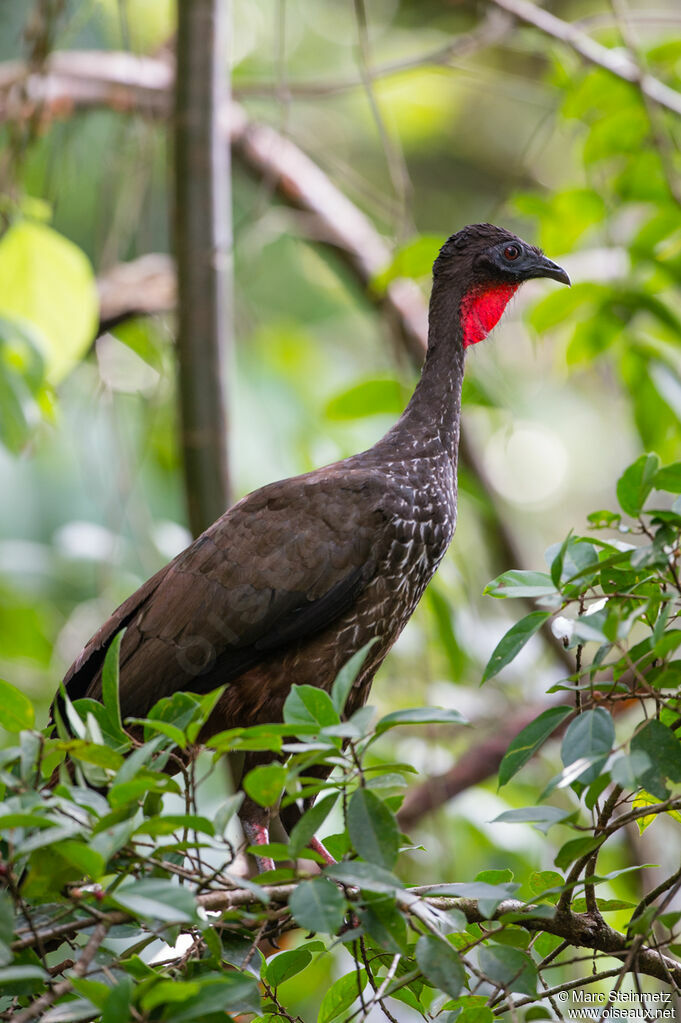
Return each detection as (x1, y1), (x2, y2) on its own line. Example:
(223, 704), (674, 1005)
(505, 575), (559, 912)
(503, 244), (520, 261)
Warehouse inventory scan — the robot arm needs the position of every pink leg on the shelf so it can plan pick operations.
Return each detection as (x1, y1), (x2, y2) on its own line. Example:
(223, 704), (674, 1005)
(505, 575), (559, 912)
(241, 818), (276, 874)
(308, 835), (336, 865)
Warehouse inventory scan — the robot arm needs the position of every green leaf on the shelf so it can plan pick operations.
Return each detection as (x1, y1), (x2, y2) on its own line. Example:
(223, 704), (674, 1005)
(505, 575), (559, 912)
(654, 462), (681, 493)
(101, 631), (125, 736)
(283, 685), (339, 730)
(427, 585), (467, 677)
(587, 509), (622, 529)
(101, 976), (134, 1023)
(243, 763), (287, 808)
(0, 220), (98, 382)
(376, 706), (467, 733)
(141, 980), (201, 1014)
(492, 806), (572, 834)
(554, 835), (605, 871)
(265, 948), (313, 988)
(134, 815), (215, 838)
(62, 741), (124, 770)
(478, 946), (536, 996)
(41, 996), (100, 1021)
(498, 706), (573, 786)
(348, 788), (400, 869)
(126, 717), (187, 748)
(331, 639), (378, 716)
(325, 861), (403, 893)
(482, 612), (550, 683)
(484, 570), (558, 600)
(325, 378), (405, 420)
(457, 1008), (494, 1023)
(610, 751), (653, 790)
(111, 878), (199, 924)
(288, 793), (337, 858)
(289, 877), (347, 934)
(616, 453), (660, 516)
(53, 839), (105, 879)
(0, 965), (48, 985)
(318, 970), (367, 1023)
(0, 677), (35, 731)
(415, 935), (466, 998)
(357, 892), (409, 954)
(0, 893), (13, 967)
(163, 974), (262, 1020)
(560, 708), (614, 786)
(631, 719), (681, 799)
(372, 233), (445, 291)
(0, 316), (47, 453)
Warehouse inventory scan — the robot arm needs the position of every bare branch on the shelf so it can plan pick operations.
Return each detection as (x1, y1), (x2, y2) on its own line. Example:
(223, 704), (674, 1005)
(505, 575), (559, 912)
(233, 9), (511, 98)
(11, 885), (680, 991)
(97, 252), (175, 331)
(12, 920), (111, 1023)
(173, 0), (232, 535)
(488, 0), (681, 117)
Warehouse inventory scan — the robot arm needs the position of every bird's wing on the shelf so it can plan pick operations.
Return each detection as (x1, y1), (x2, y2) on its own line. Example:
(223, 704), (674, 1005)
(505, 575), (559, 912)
(63, 467), (390, 716)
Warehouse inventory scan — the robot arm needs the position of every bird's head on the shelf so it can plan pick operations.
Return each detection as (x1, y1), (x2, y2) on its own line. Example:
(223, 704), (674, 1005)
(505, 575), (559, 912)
(433, 223), (570, 348)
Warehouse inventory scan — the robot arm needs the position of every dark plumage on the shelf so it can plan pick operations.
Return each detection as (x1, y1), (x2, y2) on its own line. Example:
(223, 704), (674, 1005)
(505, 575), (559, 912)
(59, 224), (569, 866)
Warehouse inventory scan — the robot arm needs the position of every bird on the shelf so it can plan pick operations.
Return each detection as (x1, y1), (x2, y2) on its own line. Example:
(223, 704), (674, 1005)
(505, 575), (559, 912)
(58, 224), (569, 869)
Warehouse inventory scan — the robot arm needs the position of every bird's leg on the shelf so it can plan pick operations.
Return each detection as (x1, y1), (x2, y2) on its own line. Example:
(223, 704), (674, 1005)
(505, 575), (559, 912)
(307, 835), (336, 865)
(239, 798), (275, 874)
(279, 796), (337, 865)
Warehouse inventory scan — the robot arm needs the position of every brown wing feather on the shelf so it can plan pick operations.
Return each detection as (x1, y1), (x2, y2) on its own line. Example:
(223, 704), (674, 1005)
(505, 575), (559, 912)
(63, 466), (390, 720)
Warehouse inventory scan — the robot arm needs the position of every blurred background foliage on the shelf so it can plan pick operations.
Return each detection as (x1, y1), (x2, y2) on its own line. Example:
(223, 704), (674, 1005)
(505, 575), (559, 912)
(1, 0), (681, 1008)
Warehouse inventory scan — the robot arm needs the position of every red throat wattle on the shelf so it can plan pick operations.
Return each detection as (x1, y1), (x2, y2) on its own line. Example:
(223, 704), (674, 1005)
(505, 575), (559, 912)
(460, 283), (519, 348)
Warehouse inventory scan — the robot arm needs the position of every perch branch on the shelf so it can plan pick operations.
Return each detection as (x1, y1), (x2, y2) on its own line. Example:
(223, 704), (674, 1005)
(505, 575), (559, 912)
(10, 885), (680, 991)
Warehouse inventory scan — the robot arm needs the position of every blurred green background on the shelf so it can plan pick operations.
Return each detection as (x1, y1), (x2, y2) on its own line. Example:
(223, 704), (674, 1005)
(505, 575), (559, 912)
(1, 0), (681, 1003)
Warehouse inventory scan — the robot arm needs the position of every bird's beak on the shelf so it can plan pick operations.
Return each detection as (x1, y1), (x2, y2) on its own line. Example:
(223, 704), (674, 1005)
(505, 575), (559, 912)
(525, 253), (571, 286)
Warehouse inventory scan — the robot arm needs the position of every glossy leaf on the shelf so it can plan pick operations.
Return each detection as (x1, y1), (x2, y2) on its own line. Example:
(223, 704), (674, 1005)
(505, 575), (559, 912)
(498, 706), (573, 786)
(0, 220), (98, 383)
(482, 612), (550, 683)
(415, 934), (466, 998)
(616, 453), (660, 516)
(560, 708), (614, 786)
(0, 677), (35, 732)
(243, 763), (288, 807)
(478, 946), (537, 996)
(348, 787), (400, 868)
(289, 877), (347, 934)
(318, 970), (367, 1023)
(331, 639), (378, 716)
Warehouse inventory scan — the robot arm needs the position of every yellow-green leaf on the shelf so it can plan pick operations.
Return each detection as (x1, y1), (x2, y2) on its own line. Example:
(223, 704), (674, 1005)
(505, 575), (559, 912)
(0, 221), (98, 383)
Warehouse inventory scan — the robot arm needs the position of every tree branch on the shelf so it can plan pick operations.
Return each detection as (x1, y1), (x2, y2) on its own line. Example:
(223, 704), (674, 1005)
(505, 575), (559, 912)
(488, 0), (681, 117)
(12, 920), (111, 1023)
(11, 885), (680, 991)
(173, 0), (232, 535)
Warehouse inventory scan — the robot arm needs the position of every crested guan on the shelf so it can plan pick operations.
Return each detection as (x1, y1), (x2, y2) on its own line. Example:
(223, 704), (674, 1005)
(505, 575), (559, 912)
(58, 224), (569, 868)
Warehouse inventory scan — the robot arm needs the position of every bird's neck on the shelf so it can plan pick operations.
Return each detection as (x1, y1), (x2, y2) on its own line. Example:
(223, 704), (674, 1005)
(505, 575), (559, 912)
(382, 280), (467, 464)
